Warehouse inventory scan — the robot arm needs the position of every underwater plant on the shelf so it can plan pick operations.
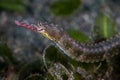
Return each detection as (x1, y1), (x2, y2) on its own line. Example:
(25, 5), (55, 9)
(50, 0), (81, 16)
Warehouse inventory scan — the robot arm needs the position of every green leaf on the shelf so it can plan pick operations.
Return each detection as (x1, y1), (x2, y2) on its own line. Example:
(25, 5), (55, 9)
(44, 45), (71, 69)
(73, 72), (84, 80)
(50, 0), (81, 16)
(66, 29), (90, 43)
(95, 13), (117, 39)
(0, 3), (25, 12)
(0, 0), (26, 12)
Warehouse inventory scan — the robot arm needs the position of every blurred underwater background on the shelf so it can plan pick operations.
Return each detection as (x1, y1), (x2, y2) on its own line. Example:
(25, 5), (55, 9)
(0, 0), (120, 80)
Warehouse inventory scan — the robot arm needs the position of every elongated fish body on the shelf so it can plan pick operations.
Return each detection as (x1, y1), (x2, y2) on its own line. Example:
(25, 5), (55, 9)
(56, 33), (120, 62)
(15, 20), (120, 63)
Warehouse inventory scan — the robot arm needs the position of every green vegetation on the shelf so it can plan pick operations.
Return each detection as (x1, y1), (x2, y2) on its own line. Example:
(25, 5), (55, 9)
(66, 29), (90, 43)
(50, 0), (81, 16)
(95, 13), (117, 39)
(0, 0), (26, 12)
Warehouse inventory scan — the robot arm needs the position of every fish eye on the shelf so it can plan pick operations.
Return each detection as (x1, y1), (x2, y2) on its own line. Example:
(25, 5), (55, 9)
(36, 22), (46, 32)
(38, 28), (45, 32)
